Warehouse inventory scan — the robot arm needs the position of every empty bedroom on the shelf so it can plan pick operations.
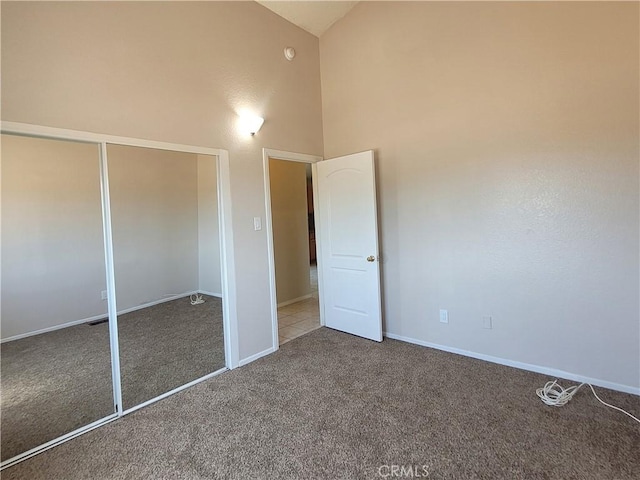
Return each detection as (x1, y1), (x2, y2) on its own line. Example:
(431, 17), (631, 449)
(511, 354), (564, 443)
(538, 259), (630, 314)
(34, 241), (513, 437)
(1, 1), (638, 479)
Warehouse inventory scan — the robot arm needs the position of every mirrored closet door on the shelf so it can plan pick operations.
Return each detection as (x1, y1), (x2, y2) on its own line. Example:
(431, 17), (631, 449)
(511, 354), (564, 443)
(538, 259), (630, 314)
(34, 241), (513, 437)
(0, 134), (116, 462)
(106, 144), (225, 410)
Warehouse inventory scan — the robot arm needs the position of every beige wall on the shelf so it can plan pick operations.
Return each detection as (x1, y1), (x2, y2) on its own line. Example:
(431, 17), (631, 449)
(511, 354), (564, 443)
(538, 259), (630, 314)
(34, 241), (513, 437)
(270, 159), (311, 304)
(5, 1), (636, 390)
(197, 154), (222, 296)
(1, 134), (107, 339)
(1, 2), (324, 359)
(320, 2), (640, 389)
(107, 144), (200, 309)
(1, 139), (222, 340)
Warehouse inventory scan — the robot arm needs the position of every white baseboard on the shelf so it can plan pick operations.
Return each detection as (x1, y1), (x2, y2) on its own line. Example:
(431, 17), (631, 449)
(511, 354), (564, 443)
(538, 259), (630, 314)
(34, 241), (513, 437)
(198, 290), (223, 298)
(383, 332), (640, 396)
(2, 291), (199, 343)
(1, 315), (108, 343)
(238, 346), (276, 367)
(277, 293), (312, 308)
(118, 291), (199, 316)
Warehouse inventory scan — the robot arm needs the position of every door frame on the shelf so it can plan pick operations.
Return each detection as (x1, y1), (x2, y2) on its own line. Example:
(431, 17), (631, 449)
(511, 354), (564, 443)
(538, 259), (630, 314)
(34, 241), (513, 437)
(262, 148), (323, 350)
(0, 121), (240, 469)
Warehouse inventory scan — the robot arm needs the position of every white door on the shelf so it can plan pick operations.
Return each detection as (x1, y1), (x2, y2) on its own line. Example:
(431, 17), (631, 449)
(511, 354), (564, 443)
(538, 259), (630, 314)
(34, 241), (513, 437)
(314, 150), (382, 341)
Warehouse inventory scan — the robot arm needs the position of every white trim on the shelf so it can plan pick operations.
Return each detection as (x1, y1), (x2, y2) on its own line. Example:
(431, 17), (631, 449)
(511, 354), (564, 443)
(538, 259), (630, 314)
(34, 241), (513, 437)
(383, 332), (640, 396)
(0, 414), (118, 470)
(122, 367), (228, 415)
(263, 150), (279, 352)
(217, 150), (240, 370)
(117, 291), (198, 316)
(198, 290), (223, 298)
(263, 148), (323, 353)
(1, 316), (107, 343)
(277, 294), (312, 308)
(1, 122), (223, 156)
(238, 346), (276, 367)
(0, 292), (199, 344)
(99, 142), (123, 415)
(311, 163), (326, 328)
(262, 148), (322, 164)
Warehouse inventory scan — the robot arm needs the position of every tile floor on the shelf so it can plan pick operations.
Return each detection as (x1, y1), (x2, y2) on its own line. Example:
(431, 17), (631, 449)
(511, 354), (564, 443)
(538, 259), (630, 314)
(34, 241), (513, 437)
(278, 264), (321, 344)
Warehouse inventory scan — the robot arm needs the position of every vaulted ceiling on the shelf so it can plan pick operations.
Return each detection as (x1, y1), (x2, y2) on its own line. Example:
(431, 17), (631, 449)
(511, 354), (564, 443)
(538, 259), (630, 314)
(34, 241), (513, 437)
(256, 1), (358, 37)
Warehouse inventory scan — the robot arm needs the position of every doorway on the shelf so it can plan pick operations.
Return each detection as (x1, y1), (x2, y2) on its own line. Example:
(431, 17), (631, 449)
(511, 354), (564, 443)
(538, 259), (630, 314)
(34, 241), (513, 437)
(263, 149), (323, 348)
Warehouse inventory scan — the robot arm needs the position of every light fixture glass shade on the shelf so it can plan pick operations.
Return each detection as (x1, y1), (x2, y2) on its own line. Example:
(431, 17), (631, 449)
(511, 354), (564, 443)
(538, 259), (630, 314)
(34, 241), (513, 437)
(239, 114), (265, 136)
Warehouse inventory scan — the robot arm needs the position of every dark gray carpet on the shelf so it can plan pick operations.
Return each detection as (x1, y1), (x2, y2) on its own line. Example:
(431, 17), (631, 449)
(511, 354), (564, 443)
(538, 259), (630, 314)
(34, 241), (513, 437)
(1, 295), (225, 462)
(2, 327), (638, 479)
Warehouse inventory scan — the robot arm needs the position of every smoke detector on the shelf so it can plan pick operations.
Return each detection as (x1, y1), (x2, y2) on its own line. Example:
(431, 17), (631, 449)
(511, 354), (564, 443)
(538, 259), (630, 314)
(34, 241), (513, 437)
(284, 47), (296, 61)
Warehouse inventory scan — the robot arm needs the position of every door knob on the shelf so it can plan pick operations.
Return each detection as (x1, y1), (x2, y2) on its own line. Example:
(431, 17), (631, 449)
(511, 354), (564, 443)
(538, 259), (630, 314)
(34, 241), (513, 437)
(367, 255), (376, 262)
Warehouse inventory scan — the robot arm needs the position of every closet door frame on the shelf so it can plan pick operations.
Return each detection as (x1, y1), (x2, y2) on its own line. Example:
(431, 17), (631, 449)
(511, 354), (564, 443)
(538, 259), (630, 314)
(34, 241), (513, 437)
(0, 121), (239, 469)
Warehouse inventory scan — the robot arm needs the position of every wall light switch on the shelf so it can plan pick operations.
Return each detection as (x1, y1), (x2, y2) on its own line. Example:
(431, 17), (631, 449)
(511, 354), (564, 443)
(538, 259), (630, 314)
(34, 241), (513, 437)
(253, 217), (262, 231)
(482, 315), (493, 329)
(439, 309), (448, 324)
(101, 290), (108, 300)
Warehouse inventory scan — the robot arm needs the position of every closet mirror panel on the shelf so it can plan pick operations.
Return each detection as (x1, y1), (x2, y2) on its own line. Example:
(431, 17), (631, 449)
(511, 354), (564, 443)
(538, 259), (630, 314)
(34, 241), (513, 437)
(106, 144), (225, 410)
(0, 134), (115, 462)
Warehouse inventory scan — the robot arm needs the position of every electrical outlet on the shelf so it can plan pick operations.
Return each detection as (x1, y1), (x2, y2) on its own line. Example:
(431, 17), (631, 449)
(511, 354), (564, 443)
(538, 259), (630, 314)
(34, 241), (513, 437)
(439, 309), (448, 324)
(101, 290), (107, 300)
(482, 315), (492, 329)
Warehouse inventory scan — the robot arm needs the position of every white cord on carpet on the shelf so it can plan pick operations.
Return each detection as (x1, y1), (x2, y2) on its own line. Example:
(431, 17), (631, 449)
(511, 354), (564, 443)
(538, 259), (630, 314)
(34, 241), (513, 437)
(190, 293), (205, 305)
(536, 380), (640, 424)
